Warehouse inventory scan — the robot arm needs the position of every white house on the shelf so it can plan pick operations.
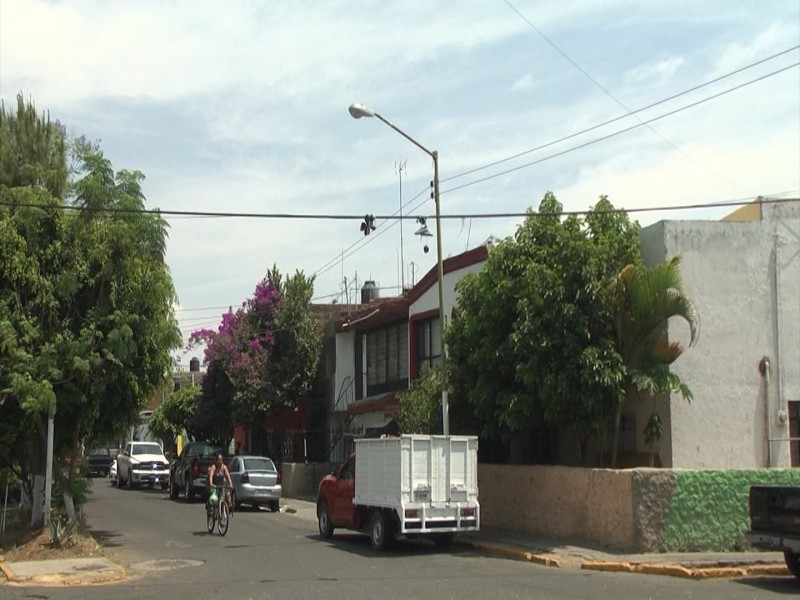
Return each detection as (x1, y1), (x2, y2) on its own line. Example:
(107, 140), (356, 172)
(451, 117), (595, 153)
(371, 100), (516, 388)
(639, 197), (799, 468)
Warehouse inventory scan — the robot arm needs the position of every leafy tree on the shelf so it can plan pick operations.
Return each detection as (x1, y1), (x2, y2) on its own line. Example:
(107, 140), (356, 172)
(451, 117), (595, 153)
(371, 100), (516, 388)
(149, 385), (200, 454)
(0, 96), (180, 522)
(447, 193), (641, 464)
(606, 257), (699, 467)
(397, 368), (441, 434)
(189, 268), (321, 445)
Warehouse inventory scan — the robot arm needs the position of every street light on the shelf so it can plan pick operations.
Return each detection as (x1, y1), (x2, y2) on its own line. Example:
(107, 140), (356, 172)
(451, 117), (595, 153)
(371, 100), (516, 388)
(348, 103), (449, 436)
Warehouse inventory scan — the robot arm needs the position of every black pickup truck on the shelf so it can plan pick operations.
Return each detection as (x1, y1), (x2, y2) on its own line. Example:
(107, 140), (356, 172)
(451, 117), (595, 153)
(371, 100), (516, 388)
(169, 441), (223, 502)
(85, 447), (115, 477)
(746, 485), (800, 579)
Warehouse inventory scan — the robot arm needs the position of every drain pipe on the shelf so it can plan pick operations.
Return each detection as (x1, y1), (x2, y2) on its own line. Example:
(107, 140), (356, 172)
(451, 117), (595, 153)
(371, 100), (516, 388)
(760, 356), (772, 467)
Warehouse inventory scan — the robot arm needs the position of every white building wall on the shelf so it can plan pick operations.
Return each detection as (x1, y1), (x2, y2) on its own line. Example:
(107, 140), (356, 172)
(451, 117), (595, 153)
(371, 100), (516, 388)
(334, 330), (356, 411)
(639, 201), (799, 469)
(408, 262), (485, 319)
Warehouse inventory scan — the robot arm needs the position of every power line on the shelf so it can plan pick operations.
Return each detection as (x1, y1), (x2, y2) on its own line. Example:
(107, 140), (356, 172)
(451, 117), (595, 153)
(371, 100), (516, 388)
(178, 192), (798, 311)
(501, 0), (789, 192)
(443, 45), (800, 183)
(442, 62), (799, 195)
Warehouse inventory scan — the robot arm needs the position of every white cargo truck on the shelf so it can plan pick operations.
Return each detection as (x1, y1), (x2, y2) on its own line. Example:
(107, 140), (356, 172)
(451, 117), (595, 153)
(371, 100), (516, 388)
(317, 434), (480, 550)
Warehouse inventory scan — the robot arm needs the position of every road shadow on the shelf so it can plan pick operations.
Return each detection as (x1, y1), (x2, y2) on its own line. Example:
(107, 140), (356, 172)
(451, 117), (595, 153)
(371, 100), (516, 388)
(734, 576), (799, 595)
(305, 532), (473, 559)
(87, 528), (125, 548)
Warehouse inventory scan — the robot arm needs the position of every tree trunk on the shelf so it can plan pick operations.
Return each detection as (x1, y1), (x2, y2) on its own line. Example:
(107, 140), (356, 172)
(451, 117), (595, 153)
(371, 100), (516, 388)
(609, 398), (623, 469)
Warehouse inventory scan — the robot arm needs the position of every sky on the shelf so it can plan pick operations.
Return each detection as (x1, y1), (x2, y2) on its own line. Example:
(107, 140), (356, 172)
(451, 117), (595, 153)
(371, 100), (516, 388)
(2, 0), (799, 367)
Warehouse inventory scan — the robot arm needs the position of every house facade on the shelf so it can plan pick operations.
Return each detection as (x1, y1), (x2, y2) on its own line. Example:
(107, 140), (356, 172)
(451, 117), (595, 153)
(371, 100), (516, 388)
(638, 197), (799, 469)
(327, 244), (491, 463)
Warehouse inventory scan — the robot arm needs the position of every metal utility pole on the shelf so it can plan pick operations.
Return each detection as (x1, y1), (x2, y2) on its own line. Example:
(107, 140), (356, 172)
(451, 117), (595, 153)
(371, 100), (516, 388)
(396, 160), (407, 291)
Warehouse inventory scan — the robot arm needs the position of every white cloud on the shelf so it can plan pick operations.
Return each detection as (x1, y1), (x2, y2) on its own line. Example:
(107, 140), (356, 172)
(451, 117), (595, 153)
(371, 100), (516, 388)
(1, 0), (798, 327)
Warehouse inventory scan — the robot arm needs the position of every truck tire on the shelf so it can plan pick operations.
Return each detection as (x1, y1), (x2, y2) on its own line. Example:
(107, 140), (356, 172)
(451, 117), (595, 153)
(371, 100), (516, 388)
(370, 510), (393, 551)
(317, 501), (334, 539)
(785, 550), (800, 579)
(184, 476), (195, 503)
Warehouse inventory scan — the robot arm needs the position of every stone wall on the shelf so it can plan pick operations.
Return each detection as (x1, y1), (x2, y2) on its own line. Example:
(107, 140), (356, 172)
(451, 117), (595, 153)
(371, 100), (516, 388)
(478, 464), (800, 552)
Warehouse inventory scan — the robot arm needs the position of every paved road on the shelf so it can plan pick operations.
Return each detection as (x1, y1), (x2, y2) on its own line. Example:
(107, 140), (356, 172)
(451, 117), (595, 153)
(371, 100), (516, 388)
(4, 479), (797, 599)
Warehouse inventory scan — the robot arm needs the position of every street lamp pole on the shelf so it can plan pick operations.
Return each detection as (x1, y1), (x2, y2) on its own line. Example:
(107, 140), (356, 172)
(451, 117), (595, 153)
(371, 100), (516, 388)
(349, 103), (449, 436)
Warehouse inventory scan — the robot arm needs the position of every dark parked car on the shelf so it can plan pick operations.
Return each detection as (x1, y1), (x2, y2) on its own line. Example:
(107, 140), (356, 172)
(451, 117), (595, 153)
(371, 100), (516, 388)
(227, 455), (282, 512)
(86, 448), (114, 477)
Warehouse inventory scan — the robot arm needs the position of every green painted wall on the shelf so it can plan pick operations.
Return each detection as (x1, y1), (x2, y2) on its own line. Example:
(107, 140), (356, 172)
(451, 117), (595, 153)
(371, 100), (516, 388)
(663, 469), (800, 552)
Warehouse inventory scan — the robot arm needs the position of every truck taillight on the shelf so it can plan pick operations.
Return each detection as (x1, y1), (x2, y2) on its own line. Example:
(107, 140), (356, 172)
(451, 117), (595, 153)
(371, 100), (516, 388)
(241, 472), (250, 483)
(460, 507), (475, 518)
(191, 459), (199, 478)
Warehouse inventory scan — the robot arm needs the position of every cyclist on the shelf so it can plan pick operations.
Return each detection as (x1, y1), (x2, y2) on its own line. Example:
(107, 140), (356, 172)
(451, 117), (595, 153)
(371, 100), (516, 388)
(207, 452), (234, 512)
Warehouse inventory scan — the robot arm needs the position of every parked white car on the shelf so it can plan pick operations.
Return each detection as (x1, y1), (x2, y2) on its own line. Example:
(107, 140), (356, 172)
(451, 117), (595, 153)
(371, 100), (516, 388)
(116, 441), (170, 490)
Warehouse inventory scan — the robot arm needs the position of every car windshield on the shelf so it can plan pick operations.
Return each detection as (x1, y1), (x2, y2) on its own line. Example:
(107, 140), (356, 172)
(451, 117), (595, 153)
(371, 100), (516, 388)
(132, 443), (163, 456)
(201, 445), (223, 458)
(243, 457), (276, 472)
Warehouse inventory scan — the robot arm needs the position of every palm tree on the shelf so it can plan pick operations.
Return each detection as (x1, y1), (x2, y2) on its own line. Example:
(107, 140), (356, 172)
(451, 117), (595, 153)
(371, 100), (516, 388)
(607, 257), (699, 468)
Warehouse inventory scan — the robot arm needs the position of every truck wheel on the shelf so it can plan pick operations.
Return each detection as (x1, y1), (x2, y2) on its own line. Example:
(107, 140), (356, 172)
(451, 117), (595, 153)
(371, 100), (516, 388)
(370, 510), (393, 551)
(317, 501), (334, 539)
(785, 550), (800, 579)
(433, 532), (454, 550)
(184, 477), (195, 503)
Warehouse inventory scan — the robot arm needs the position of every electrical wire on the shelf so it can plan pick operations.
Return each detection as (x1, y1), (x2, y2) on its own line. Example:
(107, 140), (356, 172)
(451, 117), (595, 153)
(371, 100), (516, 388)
(442, 62), (799, 195)
(442, 45), (800, 183)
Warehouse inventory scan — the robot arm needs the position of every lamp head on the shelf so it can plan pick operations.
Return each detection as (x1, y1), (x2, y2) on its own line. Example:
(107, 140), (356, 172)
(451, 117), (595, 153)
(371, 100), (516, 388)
(349, 103), (376, 119)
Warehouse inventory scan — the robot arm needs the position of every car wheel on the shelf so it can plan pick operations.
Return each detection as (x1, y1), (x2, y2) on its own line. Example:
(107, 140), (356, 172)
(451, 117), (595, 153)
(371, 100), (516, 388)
(369, 510), (393, 551)
(269, 500), (280, 513)
(317, 500), (334, 539)
(185, 476), (195, 503)
(785, 550), (800, 579)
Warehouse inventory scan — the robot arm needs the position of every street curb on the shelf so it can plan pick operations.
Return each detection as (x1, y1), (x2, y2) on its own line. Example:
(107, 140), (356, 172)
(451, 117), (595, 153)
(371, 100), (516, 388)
(457, 539), (561, 568)
(581, 560), (791, 579)
(0, 561), (16, 583)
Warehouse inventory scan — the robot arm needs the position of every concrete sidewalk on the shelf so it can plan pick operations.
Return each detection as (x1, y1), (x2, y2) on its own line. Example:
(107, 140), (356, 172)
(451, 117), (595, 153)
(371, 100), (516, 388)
(282, 497), (792, 580)
(0, 497), (792, 586)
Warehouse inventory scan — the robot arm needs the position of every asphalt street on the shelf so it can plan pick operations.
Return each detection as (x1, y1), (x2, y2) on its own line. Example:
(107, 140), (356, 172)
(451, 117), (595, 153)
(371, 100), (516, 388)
(2, 479), (797, 600)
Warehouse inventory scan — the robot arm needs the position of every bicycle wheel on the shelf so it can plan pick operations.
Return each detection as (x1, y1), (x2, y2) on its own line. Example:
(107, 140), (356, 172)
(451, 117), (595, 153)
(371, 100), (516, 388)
(206, 504), (216, 533)
(218, 501), (229, 536)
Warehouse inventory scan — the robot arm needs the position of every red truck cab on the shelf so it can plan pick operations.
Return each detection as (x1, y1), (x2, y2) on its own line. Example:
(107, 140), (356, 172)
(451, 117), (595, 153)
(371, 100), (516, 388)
(317, 455), (365, 535)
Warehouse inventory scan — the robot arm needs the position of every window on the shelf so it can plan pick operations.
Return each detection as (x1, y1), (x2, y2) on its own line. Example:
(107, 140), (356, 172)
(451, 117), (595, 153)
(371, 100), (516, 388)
(790, 400), (800, 467)
(416, 317), (441, 374)
(365, 323), (408, 394)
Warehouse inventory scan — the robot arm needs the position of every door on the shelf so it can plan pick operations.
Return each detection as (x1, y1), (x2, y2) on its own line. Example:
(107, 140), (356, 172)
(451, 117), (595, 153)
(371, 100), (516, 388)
(332, 455), (356, 524)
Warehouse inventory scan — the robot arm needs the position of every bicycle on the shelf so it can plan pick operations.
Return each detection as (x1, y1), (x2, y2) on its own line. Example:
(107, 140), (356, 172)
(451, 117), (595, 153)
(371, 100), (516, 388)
(206, 484), (230, 536)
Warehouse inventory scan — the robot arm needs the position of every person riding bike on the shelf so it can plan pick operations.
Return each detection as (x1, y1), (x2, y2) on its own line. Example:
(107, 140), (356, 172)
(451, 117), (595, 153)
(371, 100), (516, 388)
(207, 452), (234, 511)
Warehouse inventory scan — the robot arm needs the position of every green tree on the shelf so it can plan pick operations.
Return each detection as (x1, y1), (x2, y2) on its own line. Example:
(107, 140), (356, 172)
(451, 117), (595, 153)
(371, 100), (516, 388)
(0, 96), (180, 522)
(397, 368), (441, 434)
(606, 257), (699, 467)
(447, 193), (640, 463)
(149, 385), (200, 454)
(188, 268), (321, 445)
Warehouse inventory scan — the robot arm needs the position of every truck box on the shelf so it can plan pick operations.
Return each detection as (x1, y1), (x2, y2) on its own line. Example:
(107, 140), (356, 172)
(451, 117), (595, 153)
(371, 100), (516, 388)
(354, 435), (480, 534)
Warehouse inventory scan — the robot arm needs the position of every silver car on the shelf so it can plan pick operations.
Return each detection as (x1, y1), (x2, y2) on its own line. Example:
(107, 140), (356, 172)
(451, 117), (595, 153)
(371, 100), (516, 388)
(227, 455), (282, 512)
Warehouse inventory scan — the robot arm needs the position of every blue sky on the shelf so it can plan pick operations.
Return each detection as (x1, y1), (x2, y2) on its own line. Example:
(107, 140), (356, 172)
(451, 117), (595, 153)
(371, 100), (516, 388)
(2, 0), (799, 365)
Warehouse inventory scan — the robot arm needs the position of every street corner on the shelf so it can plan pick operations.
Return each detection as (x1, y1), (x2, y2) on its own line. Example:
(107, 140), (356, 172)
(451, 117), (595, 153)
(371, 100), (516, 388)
(0, 557), (129, 586)
(457, 538), (562, 568)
